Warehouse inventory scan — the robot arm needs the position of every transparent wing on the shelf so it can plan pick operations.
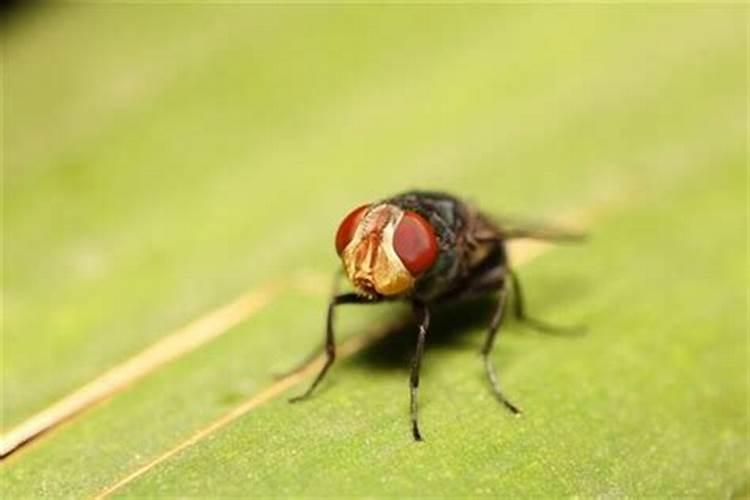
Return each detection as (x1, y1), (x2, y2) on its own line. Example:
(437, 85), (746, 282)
(476, 214), (587, 242)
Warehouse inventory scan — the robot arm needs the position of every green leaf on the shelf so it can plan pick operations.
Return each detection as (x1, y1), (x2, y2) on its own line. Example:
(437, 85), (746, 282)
(3, 4), (747, 498)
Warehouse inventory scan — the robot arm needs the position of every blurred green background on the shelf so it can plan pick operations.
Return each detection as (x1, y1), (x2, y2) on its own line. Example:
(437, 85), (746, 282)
(2, 4), (747, 497)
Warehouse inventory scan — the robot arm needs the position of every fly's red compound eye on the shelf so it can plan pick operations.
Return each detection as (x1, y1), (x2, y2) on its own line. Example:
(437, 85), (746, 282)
(393, 211), (438, 275)
(335, 205), (369, 255)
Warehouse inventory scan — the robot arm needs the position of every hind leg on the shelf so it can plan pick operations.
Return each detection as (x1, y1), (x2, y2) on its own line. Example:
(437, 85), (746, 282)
(481, 279), (522, 414)
(508, 269), (583, 335)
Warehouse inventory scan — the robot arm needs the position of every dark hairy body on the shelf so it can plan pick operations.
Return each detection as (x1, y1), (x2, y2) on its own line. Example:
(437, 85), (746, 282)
(289, 191), (579, 441)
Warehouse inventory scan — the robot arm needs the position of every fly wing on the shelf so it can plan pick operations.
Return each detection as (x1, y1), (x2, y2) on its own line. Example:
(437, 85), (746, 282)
(476, 214), (586, 243)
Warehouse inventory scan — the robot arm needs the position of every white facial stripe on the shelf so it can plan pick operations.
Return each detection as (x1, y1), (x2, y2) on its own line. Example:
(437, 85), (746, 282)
(344, 204), (398, 255)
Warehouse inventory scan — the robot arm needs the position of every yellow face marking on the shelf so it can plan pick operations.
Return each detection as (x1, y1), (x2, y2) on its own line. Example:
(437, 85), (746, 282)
(341, 204), (415, 297)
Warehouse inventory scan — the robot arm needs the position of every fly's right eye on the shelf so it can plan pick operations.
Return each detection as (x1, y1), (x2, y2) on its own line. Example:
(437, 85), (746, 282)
(335, 205), (369, 255)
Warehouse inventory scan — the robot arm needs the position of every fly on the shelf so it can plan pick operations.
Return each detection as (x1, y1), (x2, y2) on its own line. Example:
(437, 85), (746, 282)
(288, 190), (582, 441)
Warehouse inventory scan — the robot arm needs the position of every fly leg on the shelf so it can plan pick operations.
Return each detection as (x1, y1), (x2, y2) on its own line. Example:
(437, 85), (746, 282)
(276, 270), (346, 379)
(289, 292), (377, 402)
(509, 269), (583, 335)
(482, 281), (522, 414)
(410, 300), (430, 441)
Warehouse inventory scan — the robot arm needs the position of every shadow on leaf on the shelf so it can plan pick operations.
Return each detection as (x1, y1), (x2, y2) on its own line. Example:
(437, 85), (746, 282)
(354, 297), (499, 371)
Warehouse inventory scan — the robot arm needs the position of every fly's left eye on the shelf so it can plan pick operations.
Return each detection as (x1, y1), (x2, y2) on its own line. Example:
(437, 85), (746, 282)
(393, 211), (438, 275)
(335, 204), (369, 255)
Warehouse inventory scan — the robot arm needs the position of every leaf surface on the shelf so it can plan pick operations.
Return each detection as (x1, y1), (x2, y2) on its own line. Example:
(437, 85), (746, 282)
(2, 5), (747, 497)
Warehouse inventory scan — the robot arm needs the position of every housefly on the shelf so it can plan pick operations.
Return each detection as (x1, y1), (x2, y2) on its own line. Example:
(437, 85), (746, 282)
(289, 190), (581, 441)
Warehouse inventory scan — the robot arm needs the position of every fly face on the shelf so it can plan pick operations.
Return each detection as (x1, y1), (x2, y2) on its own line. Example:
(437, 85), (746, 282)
(335, 202), (438, 297)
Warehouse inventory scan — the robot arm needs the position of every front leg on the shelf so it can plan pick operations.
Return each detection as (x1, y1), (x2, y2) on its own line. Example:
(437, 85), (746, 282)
(410, 300), (430, 441)
(289, 292), (378, 402)
(275, 270), (346, 379)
